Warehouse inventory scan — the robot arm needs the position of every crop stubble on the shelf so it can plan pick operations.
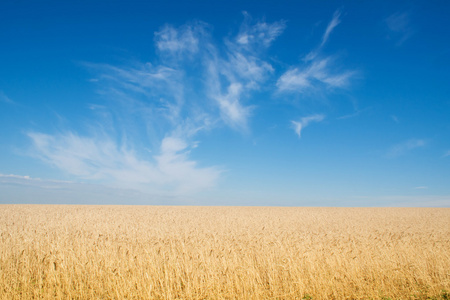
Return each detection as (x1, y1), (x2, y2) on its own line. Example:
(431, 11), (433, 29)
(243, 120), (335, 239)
(0, 205), (449, 299)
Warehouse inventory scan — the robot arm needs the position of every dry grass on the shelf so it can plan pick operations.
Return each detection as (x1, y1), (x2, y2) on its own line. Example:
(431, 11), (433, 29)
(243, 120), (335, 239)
(0, 205), (449, 299)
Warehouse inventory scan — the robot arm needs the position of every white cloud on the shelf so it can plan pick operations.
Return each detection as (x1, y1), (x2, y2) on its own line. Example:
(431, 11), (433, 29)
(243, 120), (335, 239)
(304, 10), (341, 62)
(28, 132), (221, 194)
(0, 173), (32, 180)
(443, 150), (450, 158)
(291, 114), (325, 138)
(40, 15), (285, 197)
(0, 173), (74, 186)
(214, 83), (252, 129)
(25, 13), (358, 198)
(236, 12), (286, 50)
(385, 11), (413, 46)
(155, 22), (206, 58)
(155, 137), (220, 193)
(88, 62), (185, 125)
(226, 52), (274, 85)
(277, 10), (355, 95)
(203, 16), (283, 130)
(277, 68), (311, 91)
(277, 57), (354, 93)
(414, 186), (428, 190)
(160, 136), (188, 154)
(321, 10), (341, 48)
(387, 139), (426, 158)
(93, 63), (181, 95)
(91, 16), (281, 132)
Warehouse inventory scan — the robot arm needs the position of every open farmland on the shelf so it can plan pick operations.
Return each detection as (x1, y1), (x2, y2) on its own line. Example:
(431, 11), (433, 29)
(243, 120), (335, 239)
(0, 205), (449, 299)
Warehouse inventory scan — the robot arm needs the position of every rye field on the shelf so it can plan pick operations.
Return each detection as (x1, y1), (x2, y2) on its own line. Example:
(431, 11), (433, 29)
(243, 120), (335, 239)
(0, 205), (449, 299)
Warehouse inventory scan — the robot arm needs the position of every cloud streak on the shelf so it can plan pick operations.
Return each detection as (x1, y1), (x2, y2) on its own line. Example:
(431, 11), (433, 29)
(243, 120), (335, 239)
(304, 9), (341, 62)
(156, 24), (201, 56)
(321, 10), (341, 48)
(204, 16), (284, 130)
(387, 139), (426, 158)
(291, 114), (325, 138)
(277, 57), (354, 93)
(0, 174), (181, 205)
(277, 10), (355, 95)
(385, 11), (414, 46)
(236, 12), (286, 50)
(414, 186), (428, 190)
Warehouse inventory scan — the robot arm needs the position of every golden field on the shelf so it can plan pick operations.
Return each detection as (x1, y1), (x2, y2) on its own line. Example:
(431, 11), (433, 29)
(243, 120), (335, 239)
(0, 205), (449, 299)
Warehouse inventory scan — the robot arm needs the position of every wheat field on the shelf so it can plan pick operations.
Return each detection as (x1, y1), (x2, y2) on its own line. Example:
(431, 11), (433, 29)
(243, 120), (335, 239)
(0, 205), (449, 299)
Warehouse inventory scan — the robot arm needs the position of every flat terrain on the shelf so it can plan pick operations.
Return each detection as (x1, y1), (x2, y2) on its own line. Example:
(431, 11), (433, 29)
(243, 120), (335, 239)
(1, 205), (449, 299)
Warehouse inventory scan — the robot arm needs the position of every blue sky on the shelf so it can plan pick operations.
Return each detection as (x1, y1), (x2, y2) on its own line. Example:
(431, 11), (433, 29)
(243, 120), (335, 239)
(1, 0), (450, 206)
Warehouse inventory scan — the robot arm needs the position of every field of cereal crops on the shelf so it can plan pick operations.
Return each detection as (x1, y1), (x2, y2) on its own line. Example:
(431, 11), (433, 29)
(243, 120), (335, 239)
(1, 205), (449, 299)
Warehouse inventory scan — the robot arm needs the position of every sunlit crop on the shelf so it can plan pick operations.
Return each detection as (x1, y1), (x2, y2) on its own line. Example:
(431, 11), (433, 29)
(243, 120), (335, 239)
(1, 205), (449, 299)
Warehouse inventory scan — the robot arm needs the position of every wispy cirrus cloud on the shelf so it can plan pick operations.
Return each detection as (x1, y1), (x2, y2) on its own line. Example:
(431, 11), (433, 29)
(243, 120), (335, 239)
(277, 57), (354, 93)
(28, 132), (220, 194)
(277, 10), (355, 95)
(387, 138), (426, 158)
(305, 9), (341, 62)
(321, 10), (341, 48)
(203, 16), (284, 130)
(291, 114), (325, 138)
(155, 22), (206, 59)
(385, 11), (414, 46)
(26, 11), (357, 197)
(28, 15), (287, 196)
(235, 12), (286, 50)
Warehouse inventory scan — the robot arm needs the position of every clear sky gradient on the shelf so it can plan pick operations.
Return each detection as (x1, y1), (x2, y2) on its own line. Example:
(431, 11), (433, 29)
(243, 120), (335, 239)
(1, 0), (450, 206)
